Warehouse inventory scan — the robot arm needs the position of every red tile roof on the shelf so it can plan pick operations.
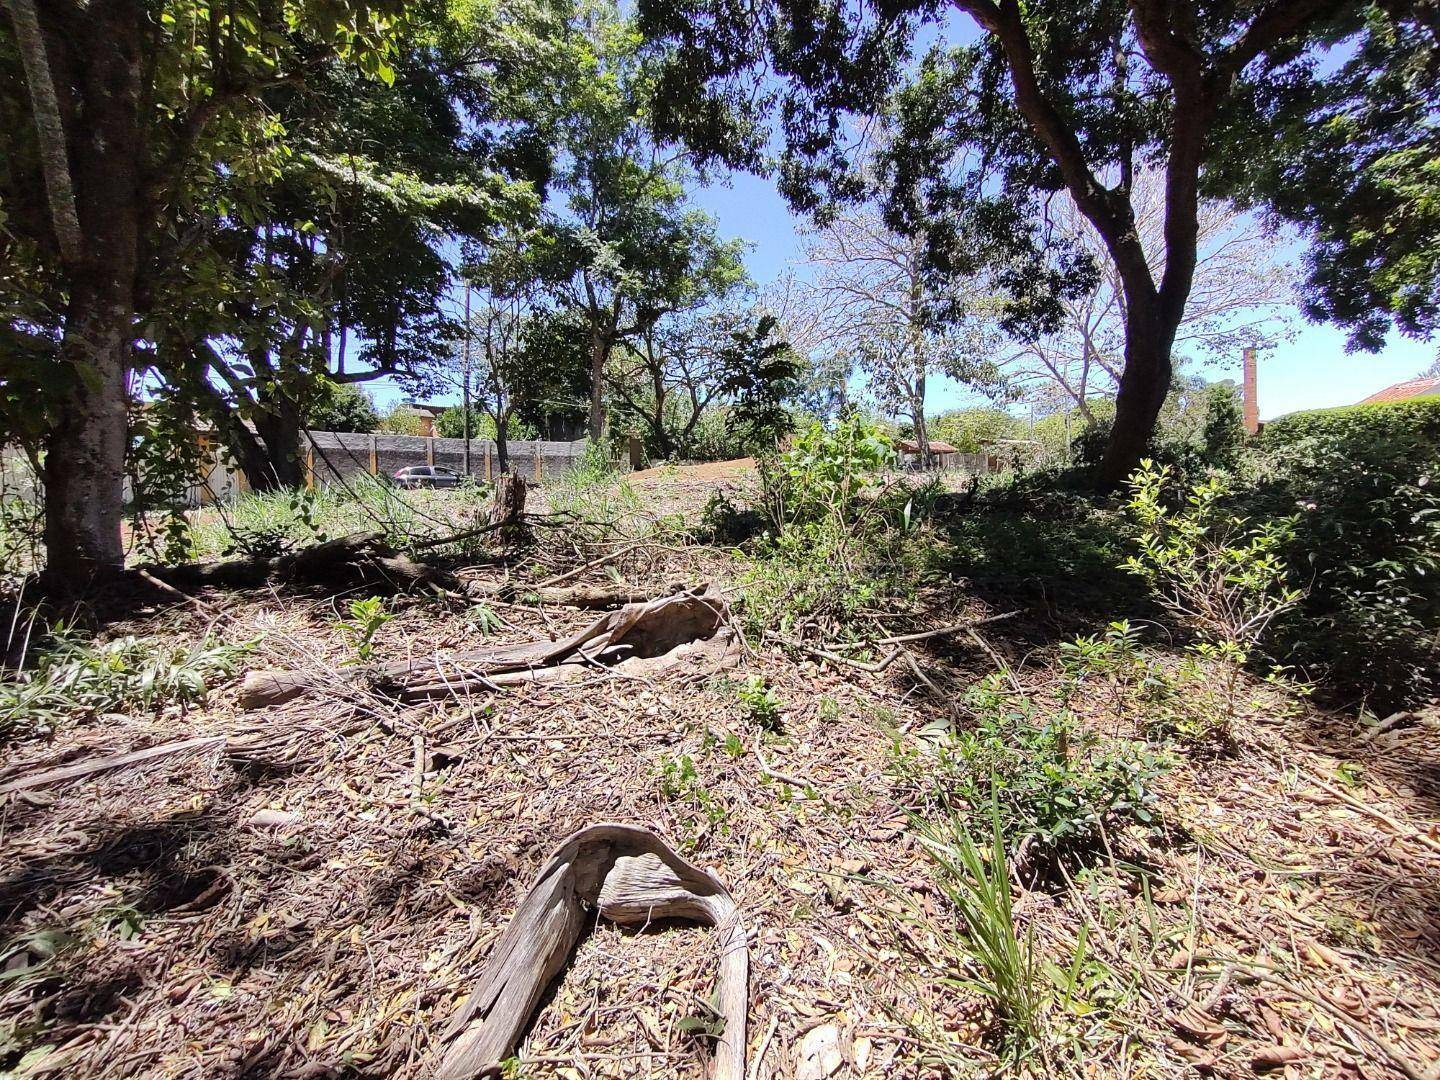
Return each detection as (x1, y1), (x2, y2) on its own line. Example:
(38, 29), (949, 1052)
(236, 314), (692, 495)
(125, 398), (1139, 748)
(897, 439), (960, 454)
(1360, 376), (1440, 404)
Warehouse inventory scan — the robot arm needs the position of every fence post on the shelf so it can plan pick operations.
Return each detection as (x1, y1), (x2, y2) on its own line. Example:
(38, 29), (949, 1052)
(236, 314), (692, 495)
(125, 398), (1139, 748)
(485, 443), (492, 480)
(426, 437), (435, 466)
(369, 434), (377, 475)
(305, 446), (315, 490)
(534, 441), (542, 481)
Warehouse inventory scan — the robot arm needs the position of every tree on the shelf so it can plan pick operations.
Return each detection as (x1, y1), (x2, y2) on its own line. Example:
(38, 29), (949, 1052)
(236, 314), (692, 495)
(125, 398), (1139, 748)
(305, 383), (380, 434)
(638, 0), (1433, 487)
(929, 407), (1022, 454)
(1215, 8), (1440, 352)
(756, 272), (855, 420)
(803, 204), (1000, 466)
(435, 407), (538, 442)
(543, 3), (747, 440)
(1, 0), (405, 579)
(152, 1), (555, 491)
(451, 234), (544, 475)
(608, 303), (800, 458)
(999, 168), (1294, 424)
(376, 405), (430, 436)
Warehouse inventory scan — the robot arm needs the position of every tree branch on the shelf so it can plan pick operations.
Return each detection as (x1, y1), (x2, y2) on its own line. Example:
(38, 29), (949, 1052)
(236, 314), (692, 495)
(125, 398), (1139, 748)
(5, 0), (82, 266)
(957, 0), (1155, 303)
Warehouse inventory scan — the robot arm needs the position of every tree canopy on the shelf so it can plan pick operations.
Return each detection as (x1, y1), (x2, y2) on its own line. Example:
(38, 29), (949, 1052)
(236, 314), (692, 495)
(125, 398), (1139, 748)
(636, 0), (1440, 484)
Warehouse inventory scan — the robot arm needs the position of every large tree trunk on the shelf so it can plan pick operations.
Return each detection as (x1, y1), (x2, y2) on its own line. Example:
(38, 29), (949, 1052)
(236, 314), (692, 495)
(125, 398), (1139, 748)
(44, 277), (132, 577)
(910, 372), (932, 469)
(249, 395), (305, 491)
(1098, 298), (1177, 488)
(588, 332), (607, 441)
(495, 413), (511, 475)
(29, 0), (145, 583)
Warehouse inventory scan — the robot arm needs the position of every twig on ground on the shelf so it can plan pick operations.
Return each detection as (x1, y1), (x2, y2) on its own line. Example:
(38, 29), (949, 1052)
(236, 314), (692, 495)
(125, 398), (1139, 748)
(535, 541), (647, 589)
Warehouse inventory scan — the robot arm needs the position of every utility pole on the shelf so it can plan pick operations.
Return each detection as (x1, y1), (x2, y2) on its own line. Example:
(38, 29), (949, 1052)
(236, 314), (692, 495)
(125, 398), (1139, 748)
(462, 283), (473, 477)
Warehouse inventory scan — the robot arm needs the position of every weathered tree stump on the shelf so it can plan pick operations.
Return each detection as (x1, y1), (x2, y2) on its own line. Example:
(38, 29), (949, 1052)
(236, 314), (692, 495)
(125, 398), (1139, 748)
(489, 474), (527, 528)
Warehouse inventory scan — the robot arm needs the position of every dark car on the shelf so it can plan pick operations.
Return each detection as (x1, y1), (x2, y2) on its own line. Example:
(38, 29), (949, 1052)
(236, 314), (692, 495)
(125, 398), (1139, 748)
(392, 465), (464, 489)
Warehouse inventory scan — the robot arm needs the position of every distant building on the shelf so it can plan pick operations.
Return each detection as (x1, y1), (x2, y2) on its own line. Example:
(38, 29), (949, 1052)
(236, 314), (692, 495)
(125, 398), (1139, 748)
(391, 402), (448, 436)
(1359, 375), (1440, 405)
(897, 438), (961, 470)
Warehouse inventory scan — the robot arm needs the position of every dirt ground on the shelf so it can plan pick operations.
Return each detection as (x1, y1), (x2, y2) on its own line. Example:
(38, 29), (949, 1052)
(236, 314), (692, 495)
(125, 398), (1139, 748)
(2, 470), (1439, 1079)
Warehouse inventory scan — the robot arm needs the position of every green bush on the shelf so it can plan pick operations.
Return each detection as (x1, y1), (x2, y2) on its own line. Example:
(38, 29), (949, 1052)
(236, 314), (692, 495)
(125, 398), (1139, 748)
(890, 675), (1167, 866)
(434, 407), (538, 441)
(1237, 398), (1440, 708)
(755, 415), (894, 530)
(1123, 460), (1302, 648)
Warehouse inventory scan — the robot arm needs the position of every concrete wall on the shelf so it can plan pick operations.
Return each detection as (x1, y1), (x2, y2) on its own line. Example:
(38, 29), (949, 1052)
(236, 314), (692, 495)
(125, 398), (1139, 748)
(303, 431), (591, 491)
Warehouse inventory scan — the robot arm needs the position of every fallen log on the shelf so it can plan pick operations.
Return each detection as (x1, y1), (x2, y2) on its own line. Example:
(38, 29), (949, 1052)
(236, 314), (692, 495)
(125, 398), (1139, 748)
(435, 823), (748, 1080)
(238, 586), (737, 708)
(0, 736), (226, 796)
(144, 531), (449, 593)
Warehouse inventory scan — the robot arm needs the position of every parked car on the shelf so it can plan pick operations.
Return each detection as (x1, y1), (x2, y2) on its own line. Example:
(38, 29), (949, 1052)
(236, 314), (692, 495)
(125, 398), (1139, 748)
(391, 465), (464, 489)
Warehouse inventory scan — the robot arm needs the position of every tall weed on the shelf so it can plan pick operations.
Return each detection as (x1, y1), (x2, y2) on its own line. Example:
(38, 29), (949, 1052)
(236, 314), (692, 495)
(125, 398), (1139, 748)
(1, 626), (250, 743)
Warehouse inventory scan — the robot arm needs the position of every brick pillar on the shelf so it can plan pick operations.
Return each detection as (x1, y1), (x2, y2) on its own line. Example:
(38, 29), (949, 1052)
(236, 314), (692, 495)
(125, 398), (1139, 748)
(1242, 346), (1259, 435)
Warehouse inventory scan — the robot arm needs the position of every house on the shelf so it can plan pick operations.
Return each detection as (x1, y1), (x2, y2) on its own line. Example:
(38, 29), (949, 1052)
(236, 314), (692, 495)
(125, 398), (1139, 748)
(392, 402), (448, 436)
(1359, 375), (1440, 405)
(897, 438), (960, 470)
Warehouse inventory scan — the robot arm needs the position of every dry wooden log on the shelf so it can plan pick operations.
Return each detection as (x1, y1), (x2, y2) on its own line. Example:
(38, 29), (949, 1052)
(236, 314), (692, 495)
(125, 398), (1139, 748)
(0, 736), (225, 795)
(145, 531), (450, 593)
(237, 670), (317, 710)
(436, 823), (748, 1080)
(239, 586), (735, 707)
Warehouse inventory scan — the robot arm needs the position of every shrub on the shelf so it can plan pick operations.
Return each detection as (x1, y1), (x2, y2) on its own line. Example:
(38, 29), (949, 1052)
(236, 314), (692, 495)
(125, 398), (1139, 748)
(0, 487), (42, 580)
(1239, 398), (1440, 708)
(1123, 460), (1302, 648)
(890, 675), (1166, 868)
(755, 415), (894, 531)
(434, 407), (538, 441)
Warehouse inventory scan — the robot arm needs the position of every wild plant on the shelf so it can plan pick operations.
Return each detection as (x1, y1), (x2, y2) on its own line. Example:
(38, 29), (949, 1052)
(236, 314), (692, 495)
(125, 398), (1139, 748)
(736, 674), (783, 730)
(910, 798), (1041, 1065)
(0, 625), (250, 742)
(1123, 460), (1303, 719)
(336, 596), (392, 664)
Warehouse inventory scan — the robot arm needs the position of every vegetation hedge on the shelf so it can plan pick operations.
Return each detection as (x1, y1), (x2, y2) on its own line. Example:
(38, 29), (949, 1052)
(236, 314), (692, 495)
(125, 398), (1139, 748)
(1240, 396), (1440, 710)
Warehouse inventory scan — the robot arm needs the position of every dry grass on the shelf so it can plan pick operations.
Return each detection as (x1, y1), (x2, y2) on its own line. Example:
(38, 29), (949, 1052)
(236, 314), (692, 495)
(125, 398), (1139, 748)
(1, 472), (1438, 1079)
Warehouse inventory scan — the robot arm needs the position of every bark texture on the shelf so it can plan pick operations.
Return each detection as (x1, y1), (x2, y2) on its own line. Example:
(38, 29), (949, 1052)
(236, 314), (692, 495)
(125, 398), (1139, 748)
(34, 0), (146, 580)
